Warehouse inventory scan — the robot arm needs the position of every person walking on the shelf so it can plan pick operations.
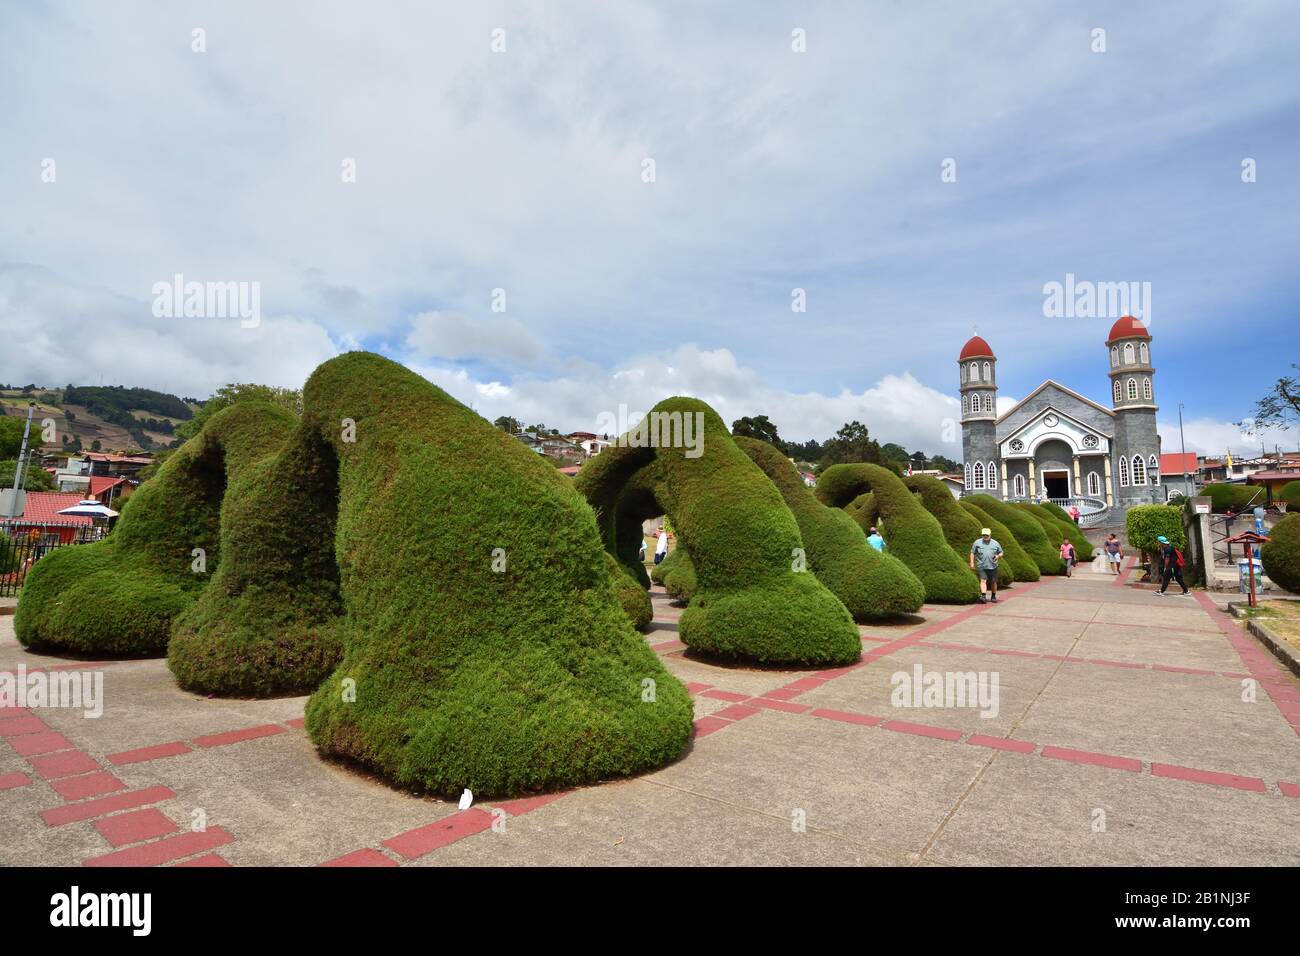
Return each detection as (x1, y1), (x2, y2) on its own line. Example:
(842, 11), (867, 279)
(1059, 539), (1076, 577)
(1069, 505), (1081, 525)
(1104, 533), (1123, 575)
(969, 528), (1003, 604)
(1154, 535), (1189, 596)
(654, 526), (670, 565)
(866, 526), (885, 552)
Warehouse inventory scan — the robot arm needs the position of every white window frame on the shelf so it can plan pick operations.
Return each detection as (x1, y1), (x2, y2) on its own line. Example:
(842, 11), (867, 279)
(1149, 455), (1160, 485)
(1143, 377), (1152, 401)
(1127, 378), (1138, 401)
(1113, 379), (1122, 403)
(988, 460), (998, 491)
(973, 461), (985, 489)
(1013, 473), (1026, 497)
(1118, 456), (1129, 486)
(1123, 342), (1135, 364)
(1131, 455), (1146, 485)
(1140, 342), (1149, 364)
(1087, 471), (1101, 496)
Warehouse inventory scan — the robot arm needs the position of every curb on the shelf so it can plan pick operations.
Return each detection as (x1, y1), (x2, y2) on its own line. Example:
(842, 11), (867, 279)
(1228, 601), (1300, 679)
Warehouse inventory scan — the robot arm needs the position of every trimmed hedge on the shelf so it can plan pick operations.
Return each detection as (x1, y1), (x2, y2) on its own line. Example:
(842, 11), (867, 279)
(1200, 483), (1263, 513)
(1016, 502), (1094, 563)
(816, 464), (981, 603)
(15, 402), (298, 656)
(294, 353), (692, 797)
(1278, 480), (1300, 510)
(1126, 505), (1187, 553)
(607, 553), (653, 630)
(965, 495), (1065, 575)
(1261, 514), (1300, 594)
(740, 437), (925, 619)
(957, 500), (1039, 582)
(627, 399), (860, 664)
(904, 475), (1011, 587)
(660, 547), (697, 602)
(844, 492), (877, 531)
(1038, 503), (1096, 561)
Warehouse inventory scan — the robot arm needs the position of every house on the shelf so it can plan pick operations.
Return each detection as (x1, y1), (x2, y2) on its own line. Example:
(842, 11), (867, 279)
(3, 491), (93, 544)
(81, 452), (153, 478)
(1159, 453), (1199, 500)
(936, 474), (965, 498)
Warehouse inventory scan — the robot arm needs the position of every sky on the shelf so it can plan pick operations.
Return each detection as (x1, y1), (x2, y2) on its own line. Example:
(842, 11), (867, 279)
(1, 0), (1297, 460)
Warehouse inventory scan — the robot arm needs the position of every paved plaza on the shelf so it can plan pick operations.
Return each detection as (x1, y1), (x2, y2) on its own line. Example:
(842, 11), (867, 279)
(2, 559), (1298, 867)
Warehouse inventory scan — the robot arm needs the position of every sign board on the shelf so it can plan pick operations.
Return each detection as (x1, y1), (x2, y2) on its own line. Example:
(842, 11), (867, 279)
(1190, 495), (1211, 515)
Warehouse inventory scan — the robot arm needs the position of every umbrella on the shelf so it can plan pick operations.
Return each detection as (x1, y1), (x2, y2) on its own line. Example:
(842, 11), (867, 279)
(57, 499), (120, 519)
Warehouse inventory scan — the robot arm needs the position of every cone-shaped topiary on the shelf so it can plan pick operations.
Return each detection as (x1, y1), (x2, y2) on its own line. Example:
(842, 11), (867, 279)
(1039, 501), (1095, 560)
(958, 500), (1039, 582)
(904, 475), (1011, 587)
(966, 495), (1065, 575)
(816, 464), (981, 603)
(1262, 514), (1300, 594)
(738, 437), (924, 619)
(166, 417), (346, 696)
(15, 402), (298, 655)
(298, 353), (691, 797)
(587, 399), (860, 664)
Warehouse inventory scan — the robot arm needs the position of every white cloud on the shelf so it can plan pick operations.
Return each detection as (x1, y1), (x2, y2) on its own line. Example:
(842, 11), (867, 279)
(1158, 417), (1294, 459)
(405, 310), (542, 365)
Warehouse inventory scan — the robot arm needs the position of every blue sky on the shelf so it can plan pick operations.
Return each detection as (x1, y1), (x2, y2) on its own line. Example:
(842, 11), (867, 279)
(1, 0), (1297, 458)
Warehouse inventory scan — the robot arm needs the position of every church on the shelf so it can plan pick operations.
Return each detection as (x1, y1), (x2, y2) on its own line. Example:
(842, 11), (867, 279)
(958, 315), (1162, 521)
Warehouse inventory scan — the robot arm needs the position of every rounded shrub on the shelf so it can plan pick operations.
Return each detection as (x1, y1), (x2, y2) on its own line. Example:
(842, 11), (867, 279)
(957, 500), (1039, 581)
(1277, 480), (1300, 511)
(739, 437), (924, 619)
(15, 402), (298, 656)
(904, 475), (1011, 587)
(1261, 514), (1300, 594)
(1015, 502), (1066, 551)
(298, 353), (692, 798)
(816, 464), (981, 603)
(1200, 483), (1262, 513)
(606, 553), (653, 630)
(965, 495), (1065, 575)
(660, 547), (697, 602)
(1125, 504), (1187, 554)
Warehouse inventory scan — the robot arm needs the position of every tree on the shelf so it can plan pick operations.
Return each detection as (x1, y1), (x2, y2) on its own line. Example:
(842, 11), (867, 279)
(2, 459), (55, 492)
(174, 384), (302, 443)
(493, 416), (522, 434)
(818, 421), (885, 470)
(90, 439), (102, 452)
(731, 415), (782, 447)
(1250, 364), (1300, 431)
(0, 417), (26, 459)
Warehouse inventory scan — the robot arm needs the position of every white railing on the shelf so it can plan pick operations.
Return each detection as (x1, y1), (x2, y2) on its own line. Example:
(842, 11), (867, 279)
(1048, 496), (1109, 529)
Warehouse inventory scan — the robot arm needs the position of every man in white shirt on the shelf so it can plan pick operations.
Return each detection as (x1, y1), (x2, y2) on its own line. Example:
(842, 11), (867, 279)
(654, 526), (670, 565)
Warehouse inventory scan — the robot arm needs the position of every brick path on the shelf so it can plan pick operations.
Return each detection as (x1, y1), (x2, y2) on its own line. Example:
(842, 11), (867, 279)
(2, 563), (1298, 866)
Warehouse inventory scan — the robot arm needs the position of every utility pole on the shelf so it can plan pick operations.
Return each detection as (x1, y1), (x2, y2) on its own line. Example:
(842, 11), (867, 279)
(1178, 403), (1189, 498)
(6, 402), (36, 520)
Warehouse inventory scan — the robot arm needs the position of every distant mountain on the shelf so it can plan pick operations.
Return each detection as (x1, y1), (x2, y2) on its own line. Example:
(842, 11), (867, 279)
(0, 383), (199, 454)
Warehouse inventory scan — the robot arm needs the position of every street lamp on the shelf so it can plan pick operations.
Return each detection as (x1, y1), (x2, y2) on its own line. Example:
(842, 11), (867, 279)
(1178, 403), (1190, 500)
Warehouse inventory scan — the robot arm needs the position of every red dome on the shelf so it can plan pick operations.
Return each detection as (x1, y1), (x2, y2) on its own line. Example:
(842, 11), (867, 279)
(958, 335), (995, 360)
(1106, 315), (1149, 343)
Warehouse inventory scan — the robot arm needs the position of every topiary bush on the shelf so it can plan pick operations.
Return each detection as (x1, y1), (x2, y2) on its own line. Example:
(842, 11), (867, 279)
(1016, 502), (1067, 553)
(740, 437), (925, 619)
(15, 402), (298, 655)
(660, 547), (697, 602)
(816, 464), (981, 603)
(607, 553), (653, 630)
(1200, 483), (1263, 513)
(587, 400), (860, 664)
(1278, 480), (1300, 511)
(904, 475), (1011, 587)
(303, 353), (693, 797)
(1037, 502), (1095, 561)
(1261, 514), (1300, 594)
(957, 500), (1039, 582)
(965, 495), (1065, 575)
(1126, 505), (1187, 554)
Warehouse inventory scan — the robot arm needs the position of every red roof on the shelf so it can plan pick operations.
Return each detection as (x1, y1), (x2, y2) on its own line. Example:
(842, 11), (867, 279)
(15, 492), (93, 526)
(88, 475), (127, 497)
(1159, 453), (1198, 475)
(1106, 315), (1149, 343)
(959, 335), (995, 360)
(1247, 471), (1300, 484)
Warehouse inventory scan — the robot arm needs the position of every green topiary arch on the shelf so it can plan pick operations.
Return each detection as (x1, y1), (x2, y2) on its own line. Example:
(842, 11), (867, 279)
(965, 495), (1065, 575)
(815, 463), (981, 603)
(957, 500), (1039, 582)
(903, 475), (1012, 588)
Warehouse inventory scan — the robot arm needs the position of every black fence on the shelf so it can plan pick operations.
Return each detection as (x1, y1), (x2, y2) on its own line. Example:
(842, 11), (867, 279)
(0, 521), (100, 599)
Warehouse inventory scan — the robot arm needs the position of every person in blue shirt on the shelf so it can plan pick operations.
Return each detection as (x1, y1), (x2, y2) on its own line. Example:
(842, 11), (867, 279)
(866, 526), (885, 552)
(969, 528), (1003, 603)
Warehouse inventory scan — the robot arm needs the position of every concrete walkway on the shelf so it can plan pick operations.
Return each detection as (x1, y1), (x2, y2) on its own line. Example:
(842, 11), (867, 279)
(2, 562), (1298, 866)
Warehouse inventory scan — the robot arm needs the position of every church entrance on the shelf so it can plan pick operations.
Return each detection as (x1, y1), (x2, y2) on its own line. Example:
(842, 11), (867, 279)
(1042, 470), (1070, 499)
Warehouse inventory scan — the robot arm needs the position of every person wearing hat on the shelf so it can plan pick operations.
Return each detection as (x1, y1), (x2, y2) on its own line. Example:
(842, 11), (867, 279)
(866, 525), (885, 552)
(969, 528), (1003, 603)
(1154, 534), (1189, 596)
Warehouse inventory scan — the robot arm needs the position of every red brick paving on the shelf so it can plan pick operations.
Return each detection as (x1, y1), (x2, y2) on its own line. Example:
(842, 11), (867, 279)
(381, 809), (495, 860)
(83, 827), (234, 867)
(94, 807), (180, 847)
(41, 786), (177, 826)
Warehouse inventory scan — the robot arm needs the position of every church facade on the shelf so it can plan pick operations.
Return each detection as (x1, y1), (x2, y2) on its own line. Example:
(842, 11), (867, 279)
(958, 315), (1162, 520)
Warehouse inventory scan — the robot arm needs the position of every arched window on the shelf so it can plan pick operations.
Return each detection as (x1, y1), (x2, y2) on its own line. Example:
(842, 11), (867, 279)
(1143, 378), (1152, 401)
(988, 461), (998, 491)
(960, 363), (967, 383)
(973, 461), (985, 489)
(1140, 342), (1149, 364)
(1111, 346), (1119, 367)
(1087, 471), (1101, 496)
(970, 362), (979, 382)
(1127, 378), (1138, 401)
(1014, 473), (1026, 497)
(1149, 455), (1160, 485)
(1123, 342), (1135, 364)
(982, 361), (991, 382)
(983, 393), (994, 413)
(1113, 379), (1122, 403)
(1131, 455), (1146, 485)
(965, 462), (972, 489)
(961, 394), (967, 414)
(1119, 456), (1129, 486)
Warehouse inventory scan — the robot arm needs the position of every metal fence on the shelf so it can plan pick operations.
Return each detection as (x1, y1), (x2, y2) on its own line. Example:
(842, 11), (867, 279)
(0, 522), (100, 598)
